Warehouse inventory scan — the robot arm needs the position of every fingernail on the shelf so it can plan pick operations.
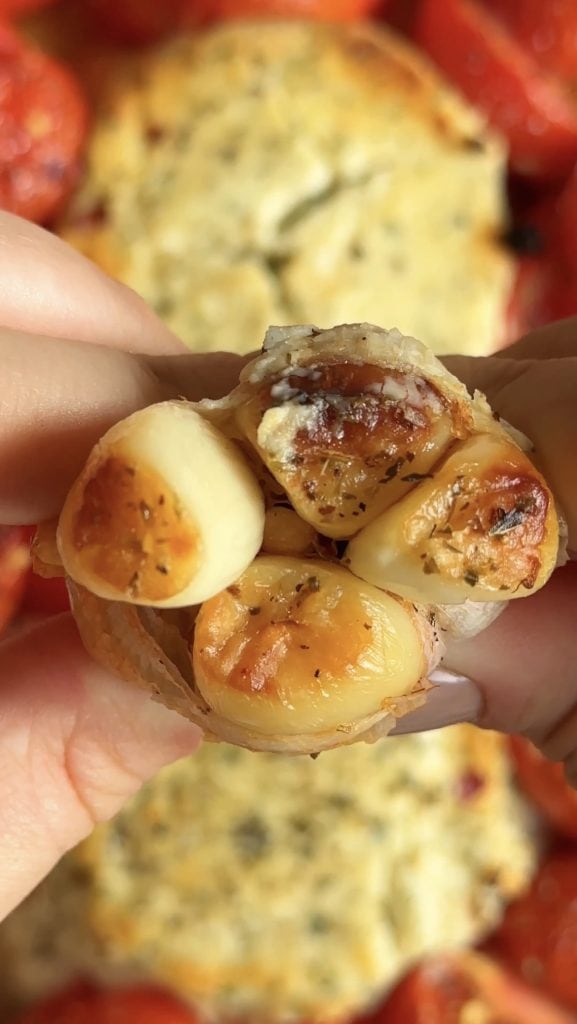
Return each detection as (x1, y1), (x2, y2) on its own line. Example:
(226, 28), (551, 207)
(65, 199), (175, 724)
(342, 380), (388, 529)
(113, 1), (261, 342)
(391, 669), (483, 736)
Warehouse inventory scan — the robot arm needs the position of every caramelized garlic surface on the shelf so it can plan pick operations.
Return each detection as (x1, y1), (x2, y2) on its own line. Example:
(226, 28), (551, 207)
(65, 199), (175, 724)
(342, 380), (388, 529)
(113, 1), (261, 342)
(52, 324), (560, 753)
(193, 556), (429, 738)
(346, 433), (559, 604)
(58, 402), (265, 608)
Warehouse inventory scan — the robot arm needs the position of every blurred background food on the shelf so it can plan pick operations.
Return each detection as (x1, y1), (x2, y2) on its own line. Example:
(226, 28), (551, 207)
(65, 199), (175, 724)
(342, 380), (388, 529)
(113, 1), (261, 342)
(0, 729), (534, 1019)
(2, 1), (577, 1022)
(55, 20), (512, 356)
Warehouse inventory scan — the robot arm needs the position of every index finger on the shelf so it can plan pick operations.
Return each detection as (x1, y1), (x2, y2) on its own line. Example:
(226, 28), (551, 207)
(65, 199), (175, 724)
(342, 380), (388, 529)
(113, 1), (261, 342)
(0, 211), (184, 355)
(0, 332), (246, 524)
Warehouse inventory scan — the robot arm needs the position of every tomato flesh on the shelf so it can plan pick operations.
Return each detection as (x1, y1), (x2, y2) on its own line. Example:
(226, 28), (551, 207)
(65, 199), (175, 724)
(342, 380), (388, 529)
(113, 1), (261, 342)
(415, 0), (577, 181)
(489, 851), (577, 1013)
(16, 983), (197, 1024)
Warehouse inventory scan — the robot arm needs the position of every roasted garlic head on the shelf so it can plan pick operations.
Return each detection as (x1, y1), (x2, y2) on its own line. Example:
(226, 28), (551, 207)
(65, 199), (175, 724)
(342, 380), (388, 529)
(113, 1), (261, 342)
(48, 323), (561, 754)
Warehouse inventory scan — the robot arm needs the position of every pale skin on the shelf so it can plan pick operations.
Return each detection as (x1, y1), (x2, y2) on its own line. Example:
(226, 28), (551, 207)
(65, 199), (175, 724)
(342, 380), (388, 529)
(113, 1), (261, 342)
(0, 210), (576, 922)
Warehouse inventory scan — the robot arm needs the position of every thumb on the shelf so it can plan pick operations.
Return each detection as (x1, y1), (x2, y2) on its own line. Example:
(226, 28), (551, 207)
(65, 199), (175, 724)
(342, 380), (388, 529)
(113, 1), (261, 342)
(0, 614), (201, 920)
(445, 563), (577, 742)
(392, 564), (577, 782)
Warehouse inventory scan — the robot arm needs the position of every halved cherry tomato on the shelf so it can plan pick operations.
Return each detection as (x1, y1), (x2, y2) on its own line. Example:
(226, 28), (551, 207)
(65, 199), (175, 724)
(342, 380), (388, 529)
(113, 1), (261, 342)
(488, 851), (577, 1012)
(0, 23), (89, 223)
(0, 525), (30, 634)
(510, 736), (577, 841)
(414, 0), (577, 181)
(484, 1), (577, 87)
(377, 951), (574, 1023)
(17, 983), (197, 1024)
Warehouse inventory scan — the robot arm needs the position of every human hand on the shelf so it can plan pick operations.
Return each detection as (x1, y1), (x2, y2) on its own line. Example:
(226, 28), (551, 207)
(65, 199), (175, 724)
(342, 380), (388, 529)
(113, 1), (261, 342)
(0, 211), (244, 921)
(394, 320), (577, 787)
(2, 205), (577, 925)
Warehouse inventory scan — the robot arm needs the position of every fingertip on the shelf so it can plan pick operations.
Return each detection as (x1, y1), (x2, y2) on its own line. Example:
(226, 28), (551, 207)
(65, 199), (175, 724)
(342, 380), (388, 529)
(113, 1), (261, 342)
(0, 211), (185, 356)
(147, 350), (254, 401)
(445, 564), (577, 739)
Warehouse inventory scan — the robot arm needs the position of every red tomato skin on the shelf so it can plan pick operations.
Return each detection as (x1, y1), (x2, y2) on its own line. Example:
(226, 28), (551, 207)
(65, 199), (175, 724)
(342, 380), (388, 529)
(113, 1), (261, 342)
(17, 526), (69, 615)
(502, 256), (556, 346)
(89, 0), (381, 42)
(0, 0), (57, 15)
(0, 26), (89, 223)
(415, 0), (577, 181)
(87, 0), (193, 45)
(0, 525), (30, 633)
(510, 736), (577, 841)
(516, 169), (577, 323)
(490, 851), (577, 1012)
(377, 951), (575, 1023)
(17, 983), (196, 1024)
(21, 570), (70, 614)
(484, 0), (577, 86)
(208, 0), (381, 17)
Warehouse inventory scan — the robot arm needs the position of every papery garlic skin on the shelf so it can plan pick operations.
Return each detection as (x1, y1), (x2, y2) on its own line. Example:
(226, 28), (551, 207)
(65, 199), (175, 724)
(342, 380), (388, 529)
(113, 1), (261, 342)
(347, 433), (559, 605)
(53, 323), (562, 756)
(193, 556), (432, 739)
(58, 401), (265, 608)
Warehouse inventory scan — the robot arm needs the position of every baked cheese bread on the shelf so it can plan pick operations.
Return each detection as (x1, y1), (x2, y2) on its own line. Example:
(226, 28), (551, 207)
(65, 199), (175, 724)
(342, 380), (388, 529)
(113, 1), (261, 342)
(58, 21), (513, 356)
(0, 728), (536, 1022)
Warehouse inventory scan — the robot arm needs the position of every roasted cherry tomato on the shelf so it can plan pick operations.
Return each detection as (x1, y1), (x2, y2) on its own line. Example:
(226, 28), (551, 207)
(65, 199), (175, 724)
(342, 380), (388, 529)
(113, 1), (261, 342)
(17, 983), (197, 1024)
(510, 736), (577, 840)
(415, 0), (577, 181)
(551, 166), (577, 274)
(0, 23), (89, 223)
(204, 0), (381, 16)
(0, 525), (30, 634)
(21, 570), (70, 614)
(18, 525), (69, 615)
(517, 169), (577, 322)
(376, 951), (574, 1023)
(502, 256), (554, 344)
(484, 0), (577, 87)
(489, 851), (577, 1012)
(87, 0), (194, 45)
(89, 0), (382, 43)
(0, 0), (57, 13)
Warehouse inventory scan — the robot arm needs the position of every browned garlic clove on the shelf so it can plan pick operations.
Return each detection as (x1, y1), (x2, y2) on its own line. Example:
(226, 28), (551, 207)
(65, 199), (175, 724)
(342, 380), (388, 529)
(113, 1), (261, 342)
(192, 555), (436, 739)
(346, 432), (559, 605)
(58, 401), (265, 608)
(234, 325), (475, 539)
